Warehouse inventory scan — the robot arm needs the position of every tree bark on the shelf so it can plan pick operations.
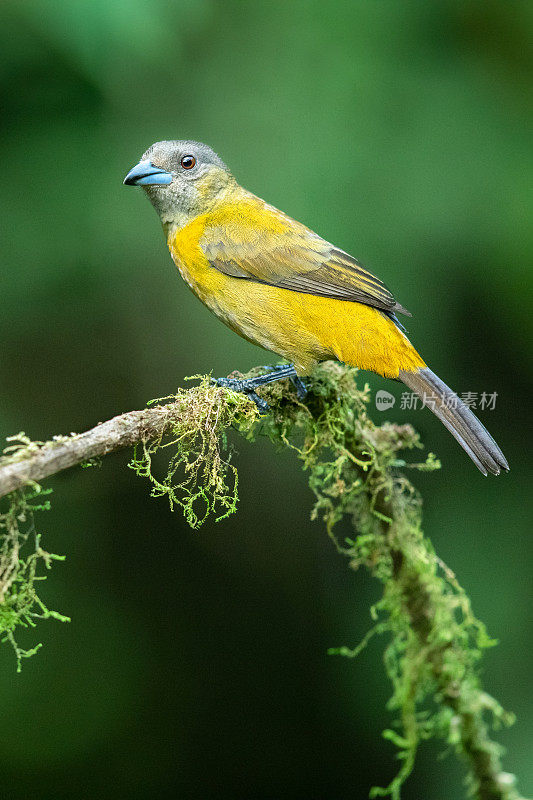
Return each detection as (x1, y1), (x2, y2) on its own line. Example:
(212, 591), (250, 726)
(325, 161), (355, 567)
(0, 404), (184, 499)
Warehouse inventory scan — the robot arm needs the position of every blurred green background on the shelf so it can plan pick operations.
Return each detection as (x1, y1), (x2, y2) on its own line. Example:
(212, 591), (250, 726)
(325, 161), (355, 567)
(1, 1), (532, 798)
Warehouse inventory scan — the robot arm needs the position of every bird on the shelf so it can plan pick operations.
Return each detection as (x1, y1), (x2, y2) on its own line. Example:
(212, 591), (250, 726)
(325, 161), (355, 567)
(123, 140), (508, 476)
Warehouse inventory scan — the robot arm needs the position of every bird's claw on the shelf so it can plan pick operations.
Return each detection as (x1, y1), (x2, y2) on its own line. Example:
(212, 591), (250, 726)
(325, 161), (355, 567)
(214, 363), (306, 411)
(290, 375), (307, 400)
(214, 376), (270, 413)
(259, 364), (307, 399)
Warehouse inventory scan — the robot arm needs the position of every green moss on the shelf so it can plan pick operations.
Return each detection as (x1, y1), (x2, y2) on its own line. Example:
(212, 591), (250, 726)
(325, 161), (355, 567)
(0, 365), (526, 799)
(129, 361), (521, 796)
(256, 363), (519, 800)
(128, 376), (259, 528)
(0, 484), (69, 672)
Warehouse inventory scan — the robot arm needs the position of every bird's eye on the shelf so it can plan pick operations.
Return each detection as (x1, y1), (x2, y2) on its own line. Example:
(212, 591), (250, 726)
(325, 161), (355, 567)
(180, 155), (196, 170)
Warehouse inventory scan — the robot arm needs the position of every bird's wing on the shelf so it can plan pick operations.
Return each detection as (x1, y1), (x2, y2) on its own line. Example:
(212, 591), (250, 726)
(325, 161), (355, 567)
(199, 201), (410, 316)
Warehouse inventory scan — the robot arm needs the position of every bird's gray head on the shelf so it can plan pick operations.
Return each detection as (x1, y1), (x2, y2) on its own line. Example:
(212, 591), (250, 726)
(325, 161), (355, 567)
(123, 140), (234, 228)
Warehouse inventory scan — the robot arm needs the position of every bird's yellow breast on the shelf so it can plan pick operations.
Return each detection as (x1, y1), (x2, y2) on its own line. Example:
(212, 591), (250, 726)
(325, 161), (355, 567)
(166, 203), (425, 377)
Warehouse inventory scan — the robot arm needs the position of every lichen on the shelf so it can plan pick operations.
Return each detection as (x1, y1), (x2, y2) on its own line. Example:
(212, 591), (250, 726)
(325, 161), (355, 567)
(248, 362), (520, 800)
(0, 364), (527, 799)
(128, 376), (259, 528)
(0, 484), (69, 672)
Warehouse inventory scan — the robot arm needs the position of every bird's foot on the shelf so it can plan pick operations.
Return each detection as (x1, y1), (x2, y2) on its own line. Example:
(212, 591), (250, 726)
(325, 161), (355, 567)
(214, 376), (270, 413)
(289, 374), (308, 400)
(214, 363), (307, 411)
(257, 364), (307, 398)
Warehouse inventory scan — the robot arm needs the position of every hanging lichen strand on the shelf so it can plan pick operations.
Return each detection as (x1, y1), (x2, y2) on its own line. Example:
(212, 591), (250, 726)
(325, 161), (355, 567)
(0, 364), (526, 800)
(0, 479), (69, 671)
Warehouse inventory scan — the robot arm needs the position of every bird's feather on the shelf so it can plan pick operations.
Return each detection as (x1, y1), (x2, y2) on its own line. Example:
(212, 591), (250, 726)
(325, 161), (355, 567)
(199, 198), (411, 317)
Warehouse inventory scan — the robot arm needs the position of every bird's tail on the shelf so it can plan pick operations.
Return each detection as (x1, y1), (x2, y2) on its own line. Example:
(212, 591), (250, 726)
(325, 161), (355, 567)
(398, 367), (509, 476)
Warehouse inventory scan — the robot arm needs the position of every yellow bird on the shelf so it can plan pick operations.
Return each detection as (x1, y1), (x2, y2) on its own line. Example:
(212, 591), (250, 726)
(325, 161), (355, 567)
(124, 140), (508, 476)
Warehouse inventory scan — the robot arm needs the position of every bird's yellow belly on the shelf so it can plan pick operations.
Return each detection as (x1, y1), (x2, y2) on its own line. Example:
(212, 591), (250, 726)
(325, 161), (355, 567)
(169, 231), (425, 377)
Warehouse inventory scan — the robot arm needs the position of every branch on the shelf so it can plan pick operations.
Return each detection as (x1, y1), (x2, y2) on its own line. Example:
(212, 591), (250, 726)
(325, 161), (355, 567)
(0, 365), (528, 800)
(0, 404), (188, 499)
(368, 484), (518, 800)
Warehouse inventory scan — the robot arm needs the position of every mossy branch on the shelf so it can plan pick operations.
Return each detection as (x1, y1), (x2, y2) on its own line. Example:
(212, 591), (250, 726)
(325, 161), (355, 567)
(0, 386), (255, 500)
(0, 364), (528, 800)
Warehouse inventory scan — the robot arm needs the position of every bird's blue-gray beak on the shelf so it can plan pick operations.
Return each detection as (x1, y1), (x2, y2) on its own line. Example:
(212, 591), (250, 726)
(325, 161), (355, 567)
(123, 160), (172, 186)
